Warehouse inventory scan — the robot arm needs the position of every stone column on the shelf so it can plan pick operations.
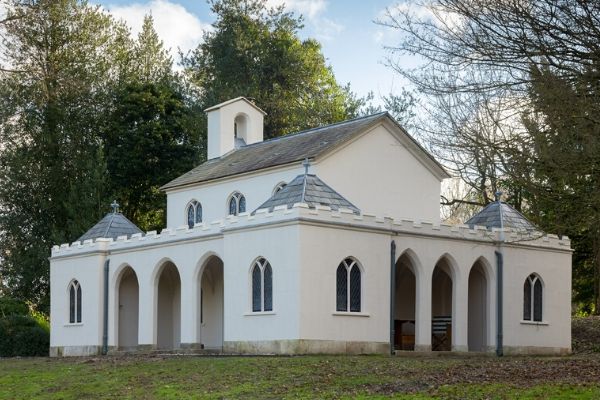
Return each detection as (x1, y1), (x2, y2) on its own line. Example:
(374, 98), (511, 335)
(179, 271), (200, 349)
(452, 272), (469, 352)
(137, 276), (156, 351)
(414, 268), (432, 351)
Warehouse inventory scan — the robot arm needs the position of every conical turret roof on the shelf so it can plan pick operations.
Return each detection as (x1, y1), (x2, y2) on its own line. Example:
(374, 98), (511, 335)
(77, 211), (143, 242)
(254, 173), (360, 214)
(465, 202), (537, 231)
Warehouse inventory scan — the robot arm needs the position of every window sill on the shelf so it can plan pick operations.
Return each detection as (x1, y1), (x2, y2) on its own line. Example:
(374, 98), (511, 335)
(64, 323), (83, 327)
(520, 320), (549, 326)
(332, 312), (370, 317)
(244, 311), (276, 316)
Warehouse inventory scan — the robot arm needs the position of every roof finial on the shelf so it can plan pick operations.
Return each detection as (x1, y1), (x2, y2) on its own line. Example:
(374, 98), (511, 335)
(110, 200), (120, 214)
(494, 191), (503, 203)
(302, 158), (311, 176)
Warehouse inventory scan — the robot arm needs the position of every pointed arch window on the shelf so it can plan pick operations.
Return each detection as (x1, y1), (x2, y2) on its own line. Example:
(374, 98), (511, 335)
(336, 258), (362, 312)
(69, 280), (82, 323)
(251, 258), (272, 312)
(228, 192), (246, 216)
(186, 200), (202, 228)
(523, 274), (543, 322)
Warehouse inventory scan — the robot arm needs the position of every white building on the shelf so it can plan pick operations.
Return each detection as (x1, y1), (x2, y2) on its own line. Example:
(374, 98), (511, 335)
(49, 97), (572, 357)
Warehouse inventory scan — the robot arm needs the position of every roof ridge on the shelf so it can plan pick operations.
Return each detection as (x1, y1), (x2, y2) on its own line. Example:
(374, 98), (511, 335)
(238, 111), (388, 150)
(102, 212), (117, 238)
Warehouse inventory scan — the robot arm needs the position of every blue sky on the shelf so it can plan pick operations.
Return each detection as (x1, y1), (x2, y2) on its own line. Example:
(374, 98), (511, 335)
(96, 0), (414, 105)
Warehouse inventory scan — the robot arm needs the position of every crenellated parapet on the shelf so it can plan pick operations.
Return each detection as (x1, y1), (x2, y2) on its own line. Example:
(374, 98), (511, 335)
(51, 203), (571, 257)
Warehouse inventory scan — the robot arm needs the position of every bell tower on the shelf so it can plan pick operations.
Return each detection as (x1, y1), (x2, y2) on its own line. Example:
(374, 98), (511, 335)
(204, 97), (266, 159)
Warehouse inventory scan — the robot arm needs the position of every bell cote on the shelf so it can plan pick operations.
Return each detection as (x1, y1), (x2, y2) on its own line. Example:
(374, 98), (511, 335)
(204, 97), (266, 160)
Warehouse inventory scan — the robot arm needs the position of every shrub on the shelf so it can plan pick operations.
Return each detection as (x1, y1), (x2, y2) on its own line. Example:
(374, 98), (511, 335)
(0, 297), (49, 357)
(0, 297), (29, 317)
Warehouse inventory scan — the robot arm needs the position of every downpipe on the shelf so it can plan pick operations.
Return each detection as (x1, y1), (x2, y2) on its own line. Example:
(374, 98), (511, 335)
(390, 240), (396, 355)
(495, 249), (503, 357)
(102, 258), (110, 355)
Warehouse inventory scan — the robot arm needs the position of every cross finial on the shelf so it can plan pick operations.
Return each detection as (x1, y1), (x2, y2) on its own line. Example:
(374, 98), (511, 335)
(110, 200), (119, 214)
(302, 158), (311, 175)
(494, 191), (503, 202)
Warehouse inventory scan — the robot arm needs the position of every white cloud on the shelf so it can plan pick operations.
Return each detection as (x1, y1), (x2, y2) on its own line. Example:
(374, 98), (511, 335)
(373, 2), (462, 45)
(105, 0), (210, 58)
(265, 0), (344, 42)
(265, 0), (327, 20)
(312, 17), (343, 42)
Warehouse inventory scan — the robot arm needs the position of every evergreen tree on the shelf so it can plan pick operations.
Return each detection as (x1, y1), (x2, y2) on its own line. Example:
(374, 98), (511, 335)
(184, 0), (362, 139)
(518, 64), (600, 312)
(104, 15), (202, 231)
(0, 0), (126, 311)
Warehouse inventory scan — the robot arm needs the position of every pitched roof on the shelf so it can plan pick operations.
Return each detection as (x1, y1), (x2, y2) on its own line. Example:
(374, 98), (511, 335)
(254, 173), (360, 214)
(465, 202), (538, 231)
(203, 96), (267, 115)
(77, 212), (143, 242)
(161, 112), (449, 191)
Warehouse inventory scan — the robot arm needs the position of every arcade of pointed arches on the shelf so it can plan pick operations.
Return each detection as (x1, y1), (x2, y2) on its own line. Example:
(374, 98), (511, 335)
(67, 248), (543, 352)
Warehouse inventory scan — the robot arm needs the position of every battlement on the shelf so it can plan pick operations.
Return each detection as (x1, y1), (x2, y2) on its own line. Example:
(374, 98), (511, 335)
(51, 203), (571, 257)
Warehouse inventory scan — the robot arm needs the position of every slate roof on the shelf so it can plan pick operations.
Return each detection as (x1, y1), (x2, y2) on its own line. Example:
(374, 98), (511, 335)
(465, 202), (538, 231)
(161, 112), (448, 190)
(254, 173), (360, 214)
(77, 212), (143, 242)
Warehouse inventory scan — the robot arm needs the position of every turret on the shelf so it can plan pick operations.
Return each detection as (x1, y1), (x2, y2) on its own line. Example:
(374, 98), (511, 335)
(204, 97), (266, 159)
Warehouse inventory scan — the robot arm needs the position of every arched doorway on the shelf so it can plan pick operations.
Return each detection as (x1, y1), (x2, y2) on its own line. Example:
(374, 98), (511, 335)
(394, 252), (417, 350)
(468, 260), (488, 352)
(117, 266), (139, 350)
(156, 261), (181, 350)
(431, 258), (453, 351)
(198, 256), (224, 350)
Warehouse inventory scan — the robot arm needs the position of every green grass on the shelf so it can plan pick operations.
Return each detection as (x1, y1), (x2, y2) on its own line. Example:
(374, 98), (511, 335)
(1, 355), (599, 399)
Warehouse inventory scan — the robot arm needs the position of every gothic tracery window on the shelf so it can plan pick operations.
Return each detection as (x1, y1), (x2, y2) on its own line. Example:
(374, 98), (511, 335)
(69, 280), (82, 324)
(186, 200), (202, 228)
(251, 258), (273, 312)
(523, 273), (543, 322)
(229, 192), (246, 216)
(336, 258), (362, 312)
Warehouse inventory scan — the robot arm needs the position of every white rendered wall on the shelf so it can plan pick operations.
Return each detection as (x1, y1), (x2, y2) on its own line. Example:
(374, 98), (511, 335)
(502, 246), (572, 353)
(298, 224), (390, 344)
(166, 165), (304, 227)
(50, 205), (571, 356)
(107, 236), (224, 349)
(317, 125), (442, 222)
(50, 253), (105, 355)
(223, 224), (301, 343)
(207, 100), (264, 159)
(167, 124), (443, 228)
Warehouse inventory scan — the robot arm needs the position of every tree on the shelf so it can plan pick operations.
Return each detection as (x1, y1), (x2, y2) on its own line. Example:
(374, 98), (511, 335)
(130, 15), (173, 84)
(518, 65), (600, 312)
(183, 0), (362, 139)
(105, 81), (202, 231)
(0, 0), (126, 312)
(103, 15), (202, 231)
(378, 0), (600, 311)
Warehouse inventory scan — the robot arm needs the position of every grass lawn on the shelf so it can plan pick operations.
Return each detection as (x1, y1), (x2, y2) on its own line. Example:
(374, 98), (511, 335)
(1, 354), (600, 399)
